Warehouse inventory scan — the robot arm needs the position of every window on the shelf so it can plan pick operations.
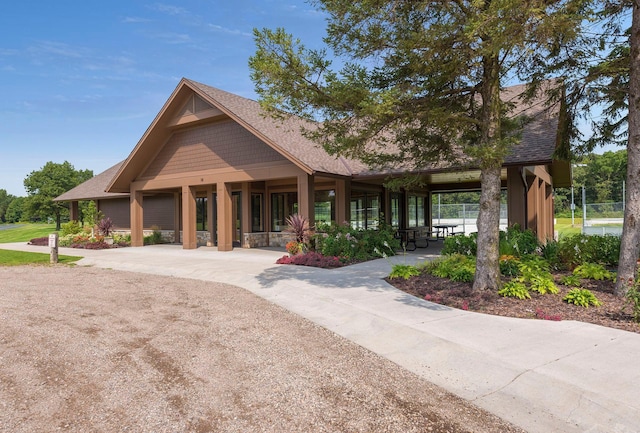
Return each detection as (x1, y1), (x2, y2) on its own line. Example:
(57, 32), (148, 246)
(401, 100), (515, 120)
(315, 190), (335, 226)
(407, 195), (426, 227)
(390, 193), (402, 228)
(251, 193), (263, 232)
(271, 192), (298, 231)
(196, 197), (207, 231)
(350, 191), (380, 230)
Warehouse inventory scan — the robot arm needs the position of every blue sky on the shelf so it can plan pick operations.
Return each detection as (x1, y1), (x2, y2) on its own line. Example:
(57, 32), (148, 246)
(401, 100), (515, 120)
(0, 0), (328, 196)
(0, 1), (624, 197)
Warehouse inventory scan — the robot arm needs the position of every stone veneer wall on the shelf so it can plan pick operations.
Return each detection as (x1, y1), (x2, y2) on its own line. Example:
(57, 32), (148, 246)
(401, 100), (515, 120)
(268, 232), (295, 248)
(113, 230), (293, 249)
(243, 232), (269, 248)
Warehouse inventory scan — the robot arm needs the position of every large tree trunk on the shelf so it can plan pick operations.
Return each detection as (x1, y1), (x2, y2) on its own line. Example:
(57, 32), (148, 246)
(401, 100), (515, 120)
(473, 53), (503, 291)
(615, 3), (640, 296)
(473, 165), (502, 291)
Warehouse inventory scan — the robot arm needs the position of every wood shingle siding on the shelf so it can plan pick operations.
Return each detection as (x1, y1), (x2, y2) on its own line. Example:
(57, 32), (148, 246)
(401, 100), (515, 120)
(98, 195), (175, 230)
(142, 120), (287, 178)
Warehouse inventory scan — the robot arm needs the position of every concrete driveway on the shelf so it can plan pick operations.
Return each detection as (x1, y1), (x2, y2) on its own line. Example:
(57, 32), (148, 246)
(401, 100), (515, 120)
(2, 242), (639, 433)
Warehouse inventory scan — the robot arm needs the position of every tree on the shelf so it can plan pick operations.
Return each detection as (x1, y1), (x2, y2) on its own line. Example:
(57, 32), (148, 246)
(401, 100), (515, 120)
(23, 161), (93, 230)
(617, 1), (640, 295)
(579, 1), (638, 296)
(0, 189), (15, 223)
(577, 150), (627, 203)
(250, 0), (591, 291)
(5, 197), (25, 223)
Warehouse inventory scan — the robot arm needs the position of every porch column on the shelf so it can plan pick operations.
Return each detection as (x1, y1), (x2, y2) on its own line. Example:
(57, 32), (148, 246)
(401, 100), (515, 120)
(545, 183), (554, 240)
(527, 176), (539, 235)
(217, 182), (234, 251)
(427, 191), (432, 230)
(297, 173), (315, 224)
(335, 178), (351, 225)
(173, 192), (180, 244)
(241, 183), (251, 247)
(507, 166), (526, 229)
(130, 189), (144, 247)
(182, 185), (197, 249)
(206, 186), (215, 246)
(70, 201), (80, 222)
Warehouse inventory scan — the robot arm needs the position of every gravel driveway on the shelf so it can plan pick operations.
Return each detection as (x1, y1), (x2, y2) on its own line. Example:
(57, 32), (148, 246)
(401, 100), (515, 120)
(0, 266), (524, 433)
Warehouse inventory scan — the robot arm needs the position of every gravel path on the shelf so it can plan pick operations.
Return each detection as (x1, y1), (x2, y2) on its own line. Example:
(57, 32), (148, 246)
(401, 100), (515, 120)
(0, 266), (524, 433)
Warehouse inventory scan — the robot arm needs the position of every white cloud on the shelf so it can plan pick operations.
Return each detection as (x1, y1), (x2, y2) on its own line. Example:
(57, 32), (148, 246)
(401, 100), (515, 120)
(206, 24), (252, 38)
(153, 3), (188, 16)
(122, 16), (151, 23)
(29, 41), (84, 58)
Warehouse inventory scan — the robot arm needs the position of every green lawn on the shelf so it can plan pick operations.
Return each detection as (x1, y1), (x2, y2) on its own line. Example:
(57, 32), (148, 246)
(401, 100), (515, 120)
(555, 217), (582, 238)
(0, 223), (58, 243)
(0, 249), (81, 266)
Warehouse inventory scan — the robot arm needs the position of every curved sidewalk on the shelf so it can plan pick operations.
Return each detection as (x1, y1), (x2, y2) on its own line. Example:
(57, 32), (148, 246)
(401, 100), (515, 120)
(2, 242), (639, 432)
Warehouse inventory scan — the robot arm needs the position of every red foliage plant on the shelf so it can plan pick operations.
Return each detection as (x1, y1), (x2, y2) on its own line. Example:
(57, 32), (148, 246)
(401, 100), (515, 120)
(28, 237), (49, 246)
(276, 252), (343, 268)
(535, 308), (562, 321)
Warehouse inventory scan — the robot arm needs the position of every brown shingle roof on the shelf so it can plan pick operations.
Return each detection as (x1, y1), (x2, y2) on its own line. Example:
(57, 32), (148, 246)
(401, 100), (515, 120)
(186, 79), (368, 176)
(54, 161), (128, 201)
(57, 79), (564, 202)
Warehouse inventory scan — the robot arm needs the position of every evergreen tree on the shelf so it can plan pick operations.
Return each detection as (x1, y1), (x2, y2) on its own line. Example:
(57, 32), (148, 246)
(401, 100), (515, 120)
(250, 0), (591, 291)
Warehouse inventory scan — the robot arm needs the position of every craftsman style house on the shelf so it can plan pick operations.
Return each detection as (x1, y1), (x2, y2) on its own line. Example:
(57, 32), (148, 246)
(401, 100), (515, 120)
(55, 78), (570, 251)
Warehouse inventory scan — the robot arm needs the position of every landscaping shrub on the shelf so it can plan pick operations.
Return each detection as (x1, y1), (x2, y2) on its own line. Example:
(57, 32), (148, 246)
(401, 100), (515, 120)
(97, 217), (114, 237)
(499, 225), (539, 257)
(499, 255), (520, 277)
(441, 232), (477, 256)
(388, 264), (421, 280)
(285, 214), (312, 244)
(558, 234), (620, 268)
(498, 281), (531, 299)
(61, 220), (83, 237)
(276, 251), (343, 268)
(623, 284), (640, 323)
(28, 236), (49, 246)
(144, 230), (164, 245)
(443, 226), (539, 258)
(535, 309), (562, 321)
(313, 222), (399, 261)
(564, 288), (602, 308)
(541, 239), (562, 270)
(573, 263), (616, 282)
(560, 274), (582, 287)
(428, 254), (476, 283)
(528, 275), (559, 295)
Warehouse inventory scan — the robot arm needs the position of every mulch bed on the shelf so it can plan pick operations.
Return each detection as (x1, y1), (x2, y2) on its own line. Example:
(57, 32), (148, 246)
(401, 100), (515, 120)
(387, 272), (640, 334)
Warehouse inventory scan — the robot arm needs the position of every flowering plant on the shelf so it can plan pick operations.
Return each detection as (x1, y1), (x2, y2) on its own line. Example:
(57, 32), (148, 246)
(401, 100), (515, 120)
(286, 240), (303, 255)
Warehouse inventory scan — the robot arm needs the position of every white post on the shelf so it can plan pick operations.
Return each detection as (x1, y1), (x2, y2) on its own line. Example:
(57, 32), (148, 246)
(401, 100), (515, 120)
(49, 233), (59, 264)
(437, 194), (441, 224)
(462, 203), (466, 234)
(571, 186), (575, 227)
(582, 186), (587, 233)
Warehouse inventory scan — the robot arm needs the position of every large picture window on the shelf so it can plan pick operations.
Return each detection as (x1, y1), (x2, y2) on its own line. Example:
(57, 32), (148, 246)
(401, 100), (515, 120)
(315, 190), (335, 226)
(390, 193), (402, 228)
(251, 193), (263, 232)
(407, 195), (426, 227)
(196, 197), (207, 231)
(271, 192), (298, 231)
(350, 191), (380, 230)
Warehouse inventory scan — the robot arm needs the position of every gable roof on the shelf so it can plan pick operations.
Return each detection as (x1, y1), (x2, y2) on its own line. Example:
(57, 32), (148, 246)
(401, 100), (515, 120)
(107, 78), (364, 193)
(53, 161), (128, 202)
(57, 78), (568, 202)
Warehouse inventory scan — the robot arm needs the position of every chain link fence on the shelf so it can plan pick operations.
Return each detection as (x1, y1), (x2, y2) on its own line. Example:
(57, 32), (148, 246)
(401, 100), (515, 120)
(583, 202), (624, 236)
(432, 203), (508, 235)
